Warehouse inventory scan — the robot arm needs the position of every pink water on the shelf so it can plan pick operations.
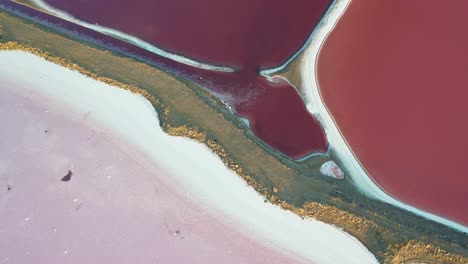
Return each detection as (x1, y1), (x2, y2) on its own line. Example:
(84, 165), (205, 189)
(0, 81), (305, 263)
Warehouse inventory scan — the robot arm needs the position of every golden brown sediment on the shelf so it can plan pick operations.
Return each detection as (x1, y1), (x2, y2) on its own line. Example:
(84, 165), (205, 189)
(164, 116), (380, 241)
(0, 42), (159, 103)
(0, 41), (272, 197)
(387, 240), (468, 264)
(1, 13), (467, 262)
(0, 40), (383, 237)
(162, 113), (384, 245)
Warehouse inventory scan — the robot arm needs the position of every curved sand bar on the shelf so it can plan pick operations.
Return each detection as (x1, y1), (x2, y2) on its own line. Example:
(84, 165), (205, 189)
(0, 51), (378, 263)
(263, 0), (468, 233)
(24, 0), (234, 72)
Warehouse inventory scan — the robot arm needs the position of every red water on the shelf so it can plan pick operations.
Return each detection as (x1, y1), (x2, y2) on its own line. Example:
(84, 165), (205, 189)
(44, 0), (331, 158)
(318, 1), (468, 225)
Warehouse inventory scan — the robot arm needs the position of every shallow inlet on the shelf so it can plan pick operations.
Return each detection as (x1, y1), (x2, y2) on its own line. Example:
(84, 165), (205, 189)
(16, 0), (333, 159)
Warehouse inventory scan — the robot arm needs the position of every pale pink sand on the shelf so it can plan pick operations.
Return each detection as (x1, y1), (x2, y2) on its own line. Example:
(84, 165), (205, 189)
(0, 51), (378, 263)
(0, 83), (303, 263)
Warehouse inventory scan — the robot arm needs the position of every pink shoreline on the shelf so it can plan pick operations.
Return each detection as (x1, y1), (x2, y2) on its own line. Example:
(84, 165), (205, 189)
(0, 50), (378, 263)
(0, 83), (303, 263)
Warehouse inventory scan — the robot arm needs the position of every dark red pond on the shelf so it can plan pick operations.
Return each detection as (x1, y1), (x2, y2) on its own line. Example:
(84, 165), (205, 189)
(318, 0), (468, 225)
(42, 0), (331, 159)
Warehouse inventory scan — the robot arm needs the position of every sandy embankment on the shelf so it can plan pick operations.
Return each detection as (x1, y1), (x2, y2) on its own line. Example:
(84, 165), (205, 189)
(0, 50), (377, 263)
(297, 0), (468, 233)
(23, 0), (233, 72)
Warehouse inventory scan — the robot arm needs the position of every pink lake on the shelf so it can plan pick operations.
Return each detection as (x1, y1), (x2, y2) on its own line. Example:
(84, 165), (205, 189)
(0, 82), (305, 264)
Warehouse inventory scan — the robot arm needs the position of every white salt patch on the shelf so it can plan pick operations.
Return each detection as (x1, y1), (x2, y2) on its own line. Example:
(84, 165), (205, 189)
(320, 160), (344, 179)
